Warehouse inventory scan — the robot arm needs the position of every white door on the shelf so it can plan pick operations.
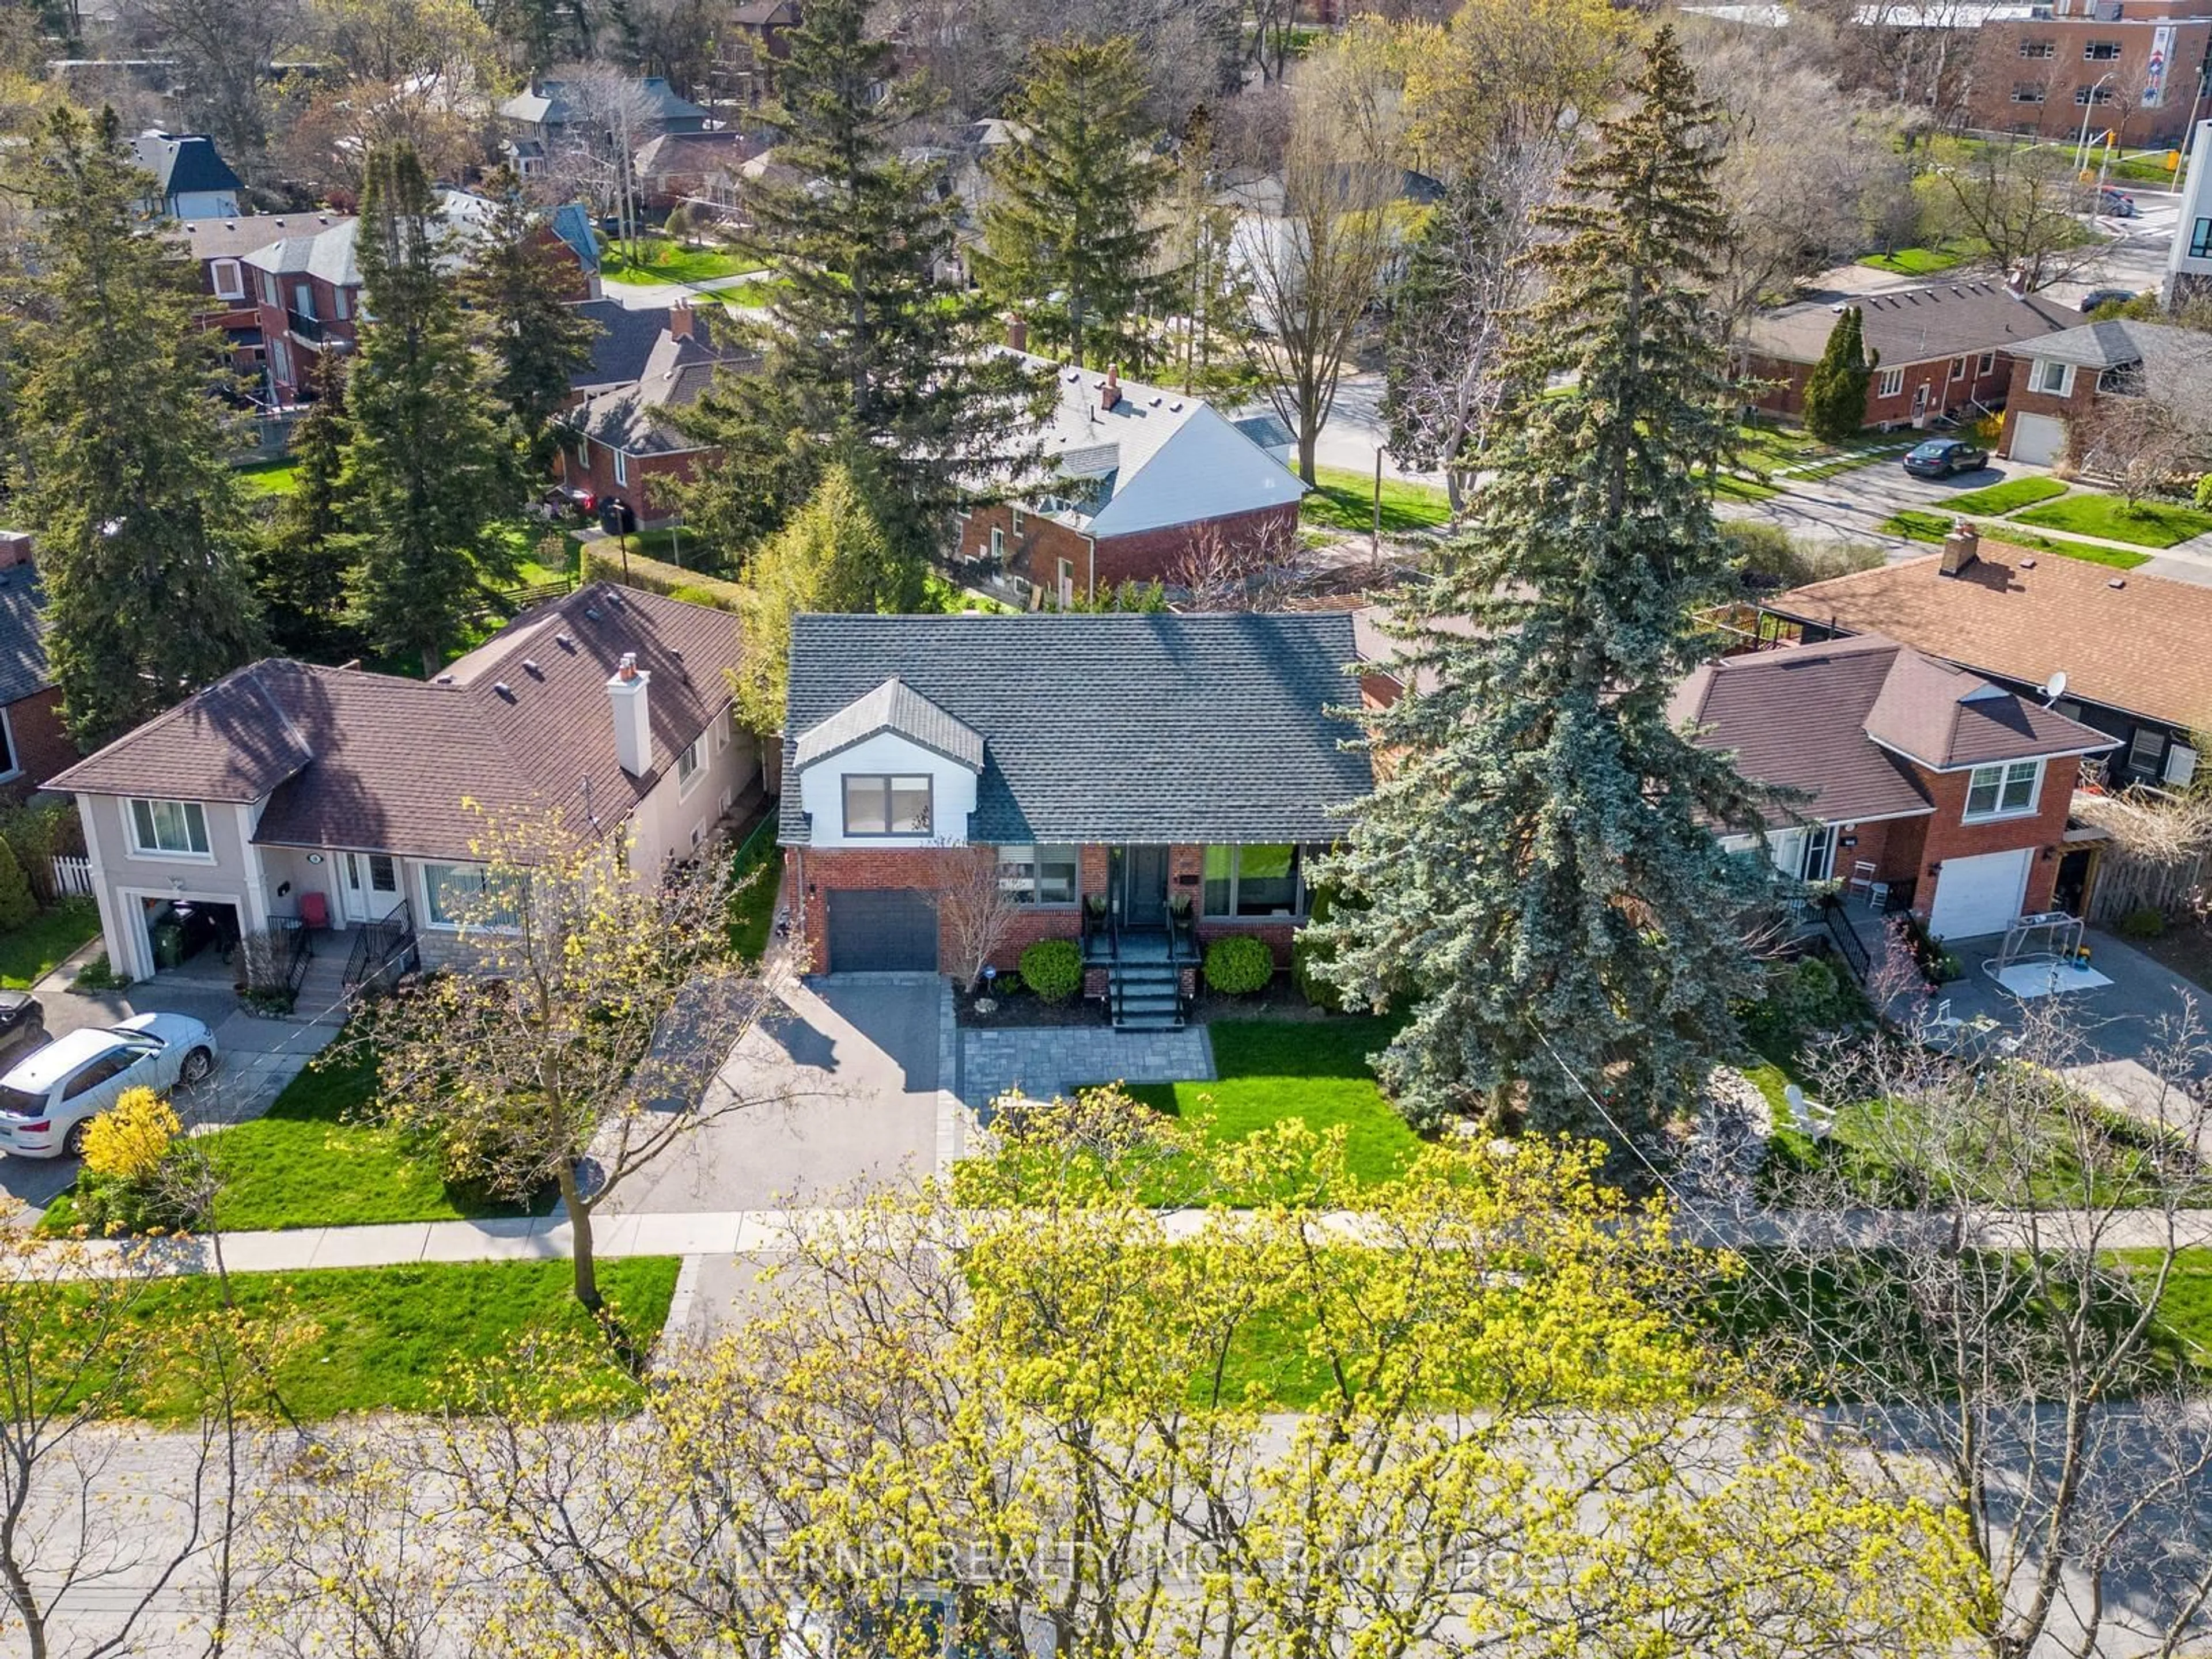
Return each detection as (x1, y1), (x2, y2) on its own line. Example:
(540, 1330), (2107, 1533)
(2009, 411), (2065, 466)
(1927, 848), (2032, 940)
(340, 851), (400, 924)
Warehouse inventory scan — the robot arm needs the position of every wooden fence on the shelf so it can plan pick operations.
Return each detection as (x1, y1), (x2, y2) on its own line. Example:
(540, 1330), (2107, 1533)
(47, 854), (94, 901)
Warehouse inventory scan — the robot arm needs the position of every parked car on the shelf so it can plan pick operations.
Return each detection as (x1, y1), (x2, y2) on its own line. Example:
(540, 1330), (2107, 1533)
(2079, 287), (2138, 314)
(0, 1014), (219, 1159)
(1903, 438), (1989, 479)
(0, 991), (45, 1069)
(2097, 188), (2138, 218)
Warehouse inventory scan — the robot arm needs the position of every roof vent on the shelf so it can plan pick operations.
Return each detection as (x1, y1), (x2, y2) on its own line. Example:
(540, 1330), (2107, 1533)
(1065, 369), (1081, 382)
(555, 631), (577, 650)
(608, 589), (625, 607)
(585, 606), (602, 621)
(2108, 577), (2126, 589)
(494, 681), (516, 700)
(1149, 395), (1162, 406)
(434, 673), (456, 685)
(1169, 400), (1184, 412)
(522, 657), (544, 677)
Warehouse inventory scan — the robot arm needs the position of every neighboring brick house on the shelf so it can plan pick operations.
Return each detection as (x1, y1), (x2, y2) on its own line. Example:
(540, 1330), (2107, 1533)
(1997, 316), (2202, 464)
(128, 130), (241, 219)
(953, 351), (1306, 605)
(555, 300), (756, 525)
(1743, 281), (2078, 429)
(174, 214), (338, 388)
(1672, 630), (2112, 940)
(498, 76), (711, 176)
(245, 194), (596, 404)
(728, 1), (803, 104)
(47, 584), (755, 986)
(0, 533), (81, 802)
(778, 613), (1372, 1028)
(634, 131), (762, 210)
(1762, 523), (2210, 794)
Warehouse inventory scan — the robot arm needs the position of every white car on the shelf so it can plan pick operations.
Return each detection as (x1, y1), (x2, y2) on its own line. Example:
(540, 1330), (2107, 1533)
(0, 1014), (219, 1159)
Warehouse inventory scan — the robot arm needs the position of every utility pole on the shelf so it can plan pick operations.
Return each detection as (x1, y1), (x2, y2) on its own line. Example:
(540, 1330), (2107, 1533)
(1372, 448), (1382, 567)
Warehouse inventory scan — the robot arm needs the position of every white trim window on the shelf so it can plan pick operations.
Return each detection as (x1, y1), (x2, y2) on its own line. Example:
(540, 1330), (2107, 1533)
(997, 843), (1078, 906)
(714, 710), (731, 753)
(1977, 350), (1996, 375)
(333, 286), (350, 321)
(128, 799), (212, 858)
(1876, 366), (1906, 398)
(2033, 359), (2074, 396)
(211, 258), (245, 300)
(843, 774), (932, 836)
(676, 732), (706, 796)
(422, 862), (520, 929)
(1964, 759), (2041, 822)
(612, 446), (629, 487)
(1203, 844), (1313, 918)
(990, 525), (1006, 560)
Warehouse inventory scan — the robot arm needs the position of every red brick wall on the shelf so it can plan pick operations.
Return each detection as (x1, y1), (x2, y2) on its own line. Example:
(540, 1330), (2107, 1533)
(1995, 356), (2101, 458)
(1907, 760), (2075, 922)
(556, 436), (710, 526)
(9, 690), (77, 799)
(1745, 349), (2012, 428)
(1965, 18), (2212, 148)
(957, 502), (1302, 600)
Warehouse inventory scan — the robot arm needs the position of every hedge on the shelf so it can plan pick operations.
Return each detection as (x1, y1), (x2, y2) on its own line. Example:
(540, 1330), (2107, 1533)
(581, 545), (744, 611)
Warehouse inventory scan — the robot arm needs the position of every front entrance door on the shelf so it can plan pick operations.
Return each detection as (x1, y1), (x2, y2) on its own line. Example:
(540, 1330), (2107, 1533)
(1116, 846), (1169, 929)
(341, 851), (399, 924)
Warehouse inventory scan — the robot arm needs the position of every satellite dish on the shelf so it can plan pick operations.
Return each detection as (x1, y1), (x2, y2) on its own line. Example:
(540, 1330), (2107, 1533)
(2042, 669), (2069, 705)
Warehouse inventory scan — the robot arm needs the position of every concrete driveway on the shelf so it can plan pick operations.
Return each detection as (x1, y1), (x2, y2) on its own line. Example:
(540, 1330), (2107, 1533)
(603, 974), (946, 1217)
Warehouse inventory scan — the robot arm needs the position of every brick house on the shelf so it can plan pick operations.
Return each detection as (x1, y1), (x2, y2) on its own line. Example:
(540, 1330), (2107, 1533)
(952, 350), (1306, 605)
(0, 533), (81, 802)
(778, 613), (1371, 1027)
(1995, 316), (2200, 464)
(1743, 281), (2078, 429)
(175, 214), (339, 388)
(555, 300), (756, 525)
(1762, 524), (2212, 794)
(727, 1), (803, 104)
(633, 131), (763, 210)
(1672, 626), (2112, 940)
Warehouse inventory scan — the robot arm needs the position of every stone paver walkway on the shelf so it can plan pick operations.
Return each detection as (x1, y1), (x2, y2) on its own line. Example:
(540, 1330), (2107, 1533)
(959, 1024), (1215, 1111)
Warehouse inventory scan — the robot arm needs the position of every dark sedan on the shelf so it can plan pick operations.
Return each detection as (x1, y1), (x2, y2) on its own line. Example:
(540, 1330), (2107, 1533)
(1903, 438), (1988, 479)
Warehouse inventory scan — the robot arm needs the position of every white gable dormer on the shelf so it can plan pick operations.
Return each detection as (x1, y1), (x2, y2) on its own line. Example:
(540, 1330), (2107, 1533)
(793, 678), (983, 849)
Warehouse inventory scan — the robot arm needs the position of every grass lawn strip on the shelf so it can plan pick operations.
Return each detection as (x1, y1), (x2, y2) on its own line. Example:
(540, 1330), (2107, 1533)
(234, 459), (300, 497)
(0, 898), (100, 988)
(1940, 476), (2069, 516)
(51, 1257), (679, 1422)
(1301, 467), (1454, 534)
(43, 1041), (552, 1234)
(2010, 491), (2212, 549)
(601, 239), (752, 286)
(1884, 509), (2149, 570)
(728, 819), (779, 961)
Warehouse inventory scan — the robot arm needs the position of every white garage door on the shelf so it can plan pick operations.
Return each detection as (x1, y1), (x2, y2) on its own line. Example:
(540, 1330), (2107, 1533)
(1928, 848), (2032, 940)
(2009, 411), (2065, 467)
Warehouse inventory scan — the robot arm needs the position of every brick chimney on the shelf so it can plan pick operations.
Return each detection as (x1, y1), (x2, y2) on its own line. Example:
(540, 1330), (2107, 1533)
(607, 652), (652, 776)
(0, 532), (30, 571)
(666, 300), (695, 342)
(1940, 519), (1980, 577)
(1100, 365), (1120, 412)
(1005, 313), (1027, 353)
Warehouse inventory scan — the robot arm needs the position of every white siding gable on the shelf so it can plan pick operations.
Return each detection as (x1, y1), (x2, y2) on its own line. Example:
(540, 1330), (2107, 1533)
(798, 730), (978, 849)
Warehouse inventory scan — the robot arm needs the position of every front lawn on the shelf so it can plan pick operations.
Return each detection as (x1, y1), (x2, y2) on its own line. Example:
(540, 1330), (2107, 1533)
(1111, 1017), (1423, 1194)
(235, 459), (300, 498)
(49, 1257), (679, 1422)
(601, 237), (751, 286)
(45, 1041), (551, 1234)
(1862, 240), (1985, 276)
(1884, 509), (2149, 570)
(1941, 476), (2069, 516)
(0, 897), (100, 988)
(2011, 491), (2212, 549)
(728, 821), (779, 962)
(1301, 467), (1455, 534)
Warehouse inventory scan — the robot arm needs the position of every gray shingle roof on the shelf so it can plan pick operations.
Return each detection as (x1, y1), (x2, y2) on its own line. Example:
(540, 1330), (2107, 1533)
(130, 131), (241, 199)
(780, 613), (1372, 846)
(0, 568), (52, 707)
(1746, 281), (2077, 368)
(794, 677), (983, 771)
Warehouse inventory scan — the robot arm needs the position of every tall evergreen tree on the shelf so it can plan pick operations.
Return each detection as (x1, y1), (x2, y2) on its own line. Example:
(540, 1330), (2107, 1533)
(7, 107), (262, 747)
(974, 36), (1175, 371)
(339, 142), (520, 674)
(672, 0), (1044, 570)
(462, 166), (597, 450)
(255, 364), (355, 658)
(1800, 305), (1873, 443)
(1309, 31), (1770, 1150)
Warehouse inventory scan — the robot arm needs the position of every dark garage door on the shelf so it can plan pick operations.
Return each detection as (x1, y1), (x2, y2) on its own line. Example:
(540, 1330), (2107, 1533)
(824, 888), (939, 972)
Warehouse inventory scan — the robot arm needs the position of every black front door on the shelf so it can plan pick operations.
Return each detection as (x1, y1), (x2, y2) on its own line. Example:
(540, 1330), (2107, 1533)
(1118, 846), (1169, 929)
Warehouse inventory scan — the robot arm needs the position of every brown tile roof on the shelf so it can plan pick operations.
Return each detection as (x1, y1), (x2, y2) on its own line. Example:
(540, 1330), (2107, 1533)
(1672, 636), (1934, 825)
(1671, 633), (2111, 824)
(1766, 543), (2212, 732)
(50, 584), (741, 861)
(1863, 648), (2112, 770)
(1744, 280), (2076, 369)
